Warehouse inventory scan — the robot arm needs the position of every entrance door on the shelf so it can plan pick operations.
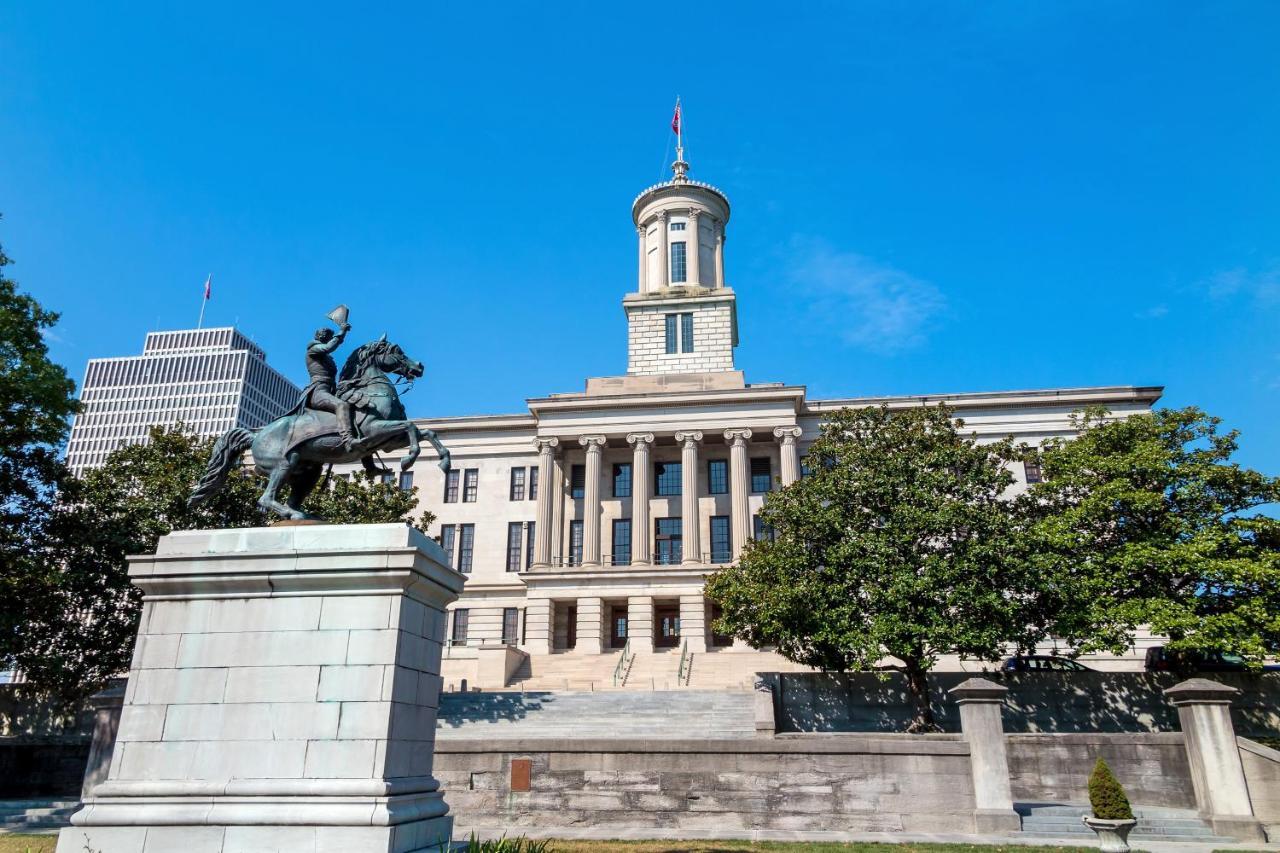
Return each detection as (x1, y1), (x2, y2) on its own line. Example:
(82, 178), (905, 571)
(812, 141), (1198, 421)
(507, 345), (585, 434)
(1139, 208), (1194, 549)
(655, 605), (681, 648)
(566, 606), (577, 650)
(609, 605), (628, 648)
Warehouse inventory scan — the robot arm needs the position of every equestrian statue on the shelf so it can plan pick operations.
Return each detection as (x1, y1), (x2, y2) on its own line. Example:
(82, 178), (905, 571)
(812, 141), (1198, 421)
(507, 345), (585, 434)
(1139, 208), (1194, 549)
(188, 304), (451, 520)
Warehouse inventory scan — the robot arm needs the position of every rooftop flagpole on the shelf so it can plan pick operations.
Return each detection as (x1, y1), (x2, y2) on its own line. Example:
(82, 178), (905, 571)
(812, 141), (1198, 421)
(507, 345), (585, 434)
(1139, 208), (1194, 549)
(197, 274), (211, 329)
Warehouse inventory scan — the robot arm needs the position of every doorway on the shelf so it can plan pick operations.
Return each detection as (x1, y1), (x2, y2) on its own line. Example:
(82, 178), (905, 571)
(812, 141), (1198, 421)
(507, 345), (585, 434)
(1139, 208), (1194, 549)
(655, 604), (681, 648)
(609, 604), (628, 648)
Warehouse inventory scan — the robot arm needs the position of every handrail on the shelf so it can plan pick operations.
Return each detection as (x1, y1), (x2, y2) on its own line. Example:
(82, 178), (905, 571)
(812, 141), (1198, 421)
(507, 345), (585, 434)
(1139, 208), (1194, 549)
(677, 639), (691, 686)
(612, 638), (632, 687)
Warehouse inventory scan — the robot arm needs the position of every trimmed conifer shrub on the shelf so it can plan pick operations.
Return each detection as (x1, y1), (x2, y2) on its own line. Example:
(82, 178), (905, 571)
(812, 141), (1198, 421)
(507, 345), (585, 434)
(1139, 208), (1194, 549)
(1088, 757), (1135, 820)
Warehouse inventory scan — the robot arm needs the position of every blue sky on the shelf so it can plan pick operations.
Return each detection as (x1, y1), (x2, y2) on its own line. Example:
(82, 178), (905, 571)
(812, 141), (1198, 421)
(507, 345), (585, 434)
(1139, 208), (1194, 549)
(3, 3), (1278, 474)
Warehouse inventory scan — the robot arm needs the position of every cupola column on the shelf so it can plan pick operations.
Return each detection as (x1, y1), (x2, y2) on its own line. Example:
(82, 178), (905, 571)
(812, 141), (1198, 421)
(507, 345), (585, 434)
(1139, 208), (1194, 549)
(714, 221), (725, 288)
(687, 210), (701, 286)
(636, 225), (647, 293)
(658, 211), (670, 288)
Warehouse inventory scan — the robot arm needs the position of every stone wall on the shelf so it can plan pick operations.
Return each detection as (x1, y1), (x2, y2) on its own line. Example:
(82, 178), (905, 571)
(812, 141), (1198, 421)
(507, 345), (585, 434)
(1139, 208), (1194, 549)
(1007, 733), (1195, 808)
(1240, 738), (1280, 840)
(436, 735), (978, 833)
(766, 671), (1280, 735)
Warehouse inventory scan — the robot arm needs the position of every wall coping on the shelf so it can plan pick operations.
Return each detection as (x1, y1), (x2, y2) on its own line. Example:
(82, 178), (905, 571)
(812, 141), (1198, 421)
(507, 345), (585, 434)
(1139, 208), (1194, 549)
(1238, 736), (1280, 763)
(434, 734), (969, 755)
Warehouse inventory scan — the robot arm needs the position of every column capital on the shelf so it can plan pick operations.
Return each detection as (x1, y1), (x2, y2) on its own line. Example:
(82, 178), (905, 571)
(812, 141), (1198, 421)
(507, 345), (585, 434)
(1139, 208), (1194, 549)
(578, 434), (607, 452)
(627, 432), (655, 447)
(656, 209), (669, 221)
(687, 208), (700, 221)
(674, 430), (704, 447)
(534, 436), (560, 452)
(724, 428), (753, 446)
(636, 224), (646, 236)
(773, 426), (802, 445)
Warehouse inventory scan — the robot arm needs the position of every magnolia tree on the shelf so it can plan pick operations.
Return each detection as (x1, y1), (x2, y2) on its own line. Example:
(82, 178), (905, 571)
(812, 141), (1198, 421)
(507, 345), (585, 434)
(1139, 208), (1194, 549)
(706, 404), (1039, 731)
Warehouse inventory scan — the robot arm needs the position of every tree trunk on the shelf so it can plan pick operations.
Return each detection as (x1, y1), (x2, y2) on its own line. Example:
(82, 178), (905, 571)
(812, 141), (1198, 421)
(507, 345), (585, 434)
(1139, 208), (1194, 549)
(903, 661), (938, 733)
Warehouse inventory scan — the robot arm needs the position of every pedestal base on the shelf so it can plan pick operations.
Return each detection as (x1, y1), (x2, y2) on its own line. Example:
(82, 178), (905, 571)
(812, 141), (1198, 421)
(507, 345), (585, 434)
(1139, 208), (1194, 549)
(57, 816), (453, 853)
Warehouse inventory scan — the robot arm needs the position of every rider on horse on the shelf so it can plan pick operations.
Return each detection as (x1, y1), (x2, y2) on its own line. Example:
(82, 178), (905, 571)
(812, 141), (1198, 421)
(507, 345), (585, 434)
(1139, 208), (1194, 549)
(303, 320), (357, 450)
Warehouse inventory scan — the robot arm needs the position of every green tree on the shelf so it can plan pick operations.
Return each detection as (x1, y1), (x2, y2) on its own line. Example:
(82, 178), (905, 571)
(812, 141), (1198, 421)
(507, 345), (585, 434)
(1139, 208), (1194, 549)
(304, 470), (434, 531)
(706, 405), (1034, 731)
(0, 234), (79, 674)
(1024, 407), (1280, 667)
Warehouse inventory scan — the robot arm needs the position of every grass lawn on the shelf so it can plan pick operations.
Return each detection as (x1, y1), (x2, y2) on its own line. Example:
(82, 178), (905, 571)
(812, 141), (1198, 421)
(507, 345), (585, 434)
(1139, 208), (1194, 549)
(0, 837), (57, 853)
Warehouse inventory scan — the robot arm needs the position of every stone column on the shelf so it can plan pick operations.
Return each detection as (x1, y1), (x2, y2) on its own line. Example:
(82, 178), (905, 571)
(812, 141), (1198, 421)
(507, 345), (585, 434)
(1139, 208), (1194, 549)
(687, 210), (701, 286)
(725, 428), (753, 558)
(578, 435), (606, 567)
(949, 677), (1021, 833)
(574, 597), (604, 655)
(531, 437), (559, 568)
(59, 524), (464, 853)
(714, 220), (725, 288)
(550, 454), (564, 565)
(523, 598), (553, 656)
(679, 595), (707, 653)
(774, 426), (802, 486)
(676, 431), (703, 564)
(636, 224), (647, 293)
(658, 211), (669, 289)
(627, 596), (654, 654)
(1165, 679), (1265, 840)
(627, 433), (654, 566)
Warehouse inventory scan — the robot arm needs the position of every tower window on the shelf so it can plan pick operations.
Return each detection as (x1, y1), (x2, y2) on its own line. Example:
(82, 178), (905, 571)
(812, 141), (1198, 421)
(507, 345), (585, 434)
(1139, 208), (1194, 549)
(664, 312), (695, 355)
(665, 314), (678, 354)
(670, 242), (687, 283)
(681, 313), (694, 353)
(670, 221), (686, 231)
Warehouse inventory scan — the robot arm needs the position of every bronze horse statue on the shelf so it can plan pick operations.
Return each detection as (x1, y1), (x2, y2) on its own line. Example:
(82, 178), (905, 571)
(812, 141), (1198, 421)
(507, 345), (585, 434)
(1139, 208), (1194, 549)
(188, 337), (450, 520)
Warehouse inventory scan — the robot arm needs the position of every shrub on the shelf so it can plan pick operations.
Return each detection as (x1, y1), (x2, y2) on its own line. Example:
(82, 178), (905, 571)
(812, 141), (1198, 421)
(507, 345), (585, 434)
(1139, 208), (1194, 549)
(448, 834), (553, 853)
(1088, 757), (1134, 821)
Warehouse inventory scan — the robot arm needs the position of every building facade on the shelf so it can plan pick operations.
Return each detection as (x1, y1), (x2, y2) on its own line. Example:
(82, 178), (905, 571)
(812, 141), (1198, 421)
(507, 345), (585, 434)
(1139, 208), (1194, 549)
(335, 157), (1163, 685)
(65, 326), (300, 475)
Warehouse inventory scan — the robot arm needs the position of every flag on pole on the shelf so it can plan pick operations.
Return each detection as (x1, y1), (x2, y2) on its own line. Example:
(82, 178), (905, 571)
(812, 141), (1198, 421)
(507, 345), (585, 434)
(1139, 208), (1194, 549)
(671, 100), (681, 136)
(203, 274), (212, 300)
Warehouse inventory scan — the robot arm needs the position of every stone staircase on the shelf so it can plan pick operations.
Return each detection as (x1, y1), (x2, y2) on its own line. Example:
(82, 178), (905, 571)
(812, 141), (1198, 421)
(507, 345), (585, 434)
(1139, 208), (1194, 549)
(0, 799), (80, 833)
(506, 650), (628, 691)
(618, 650), (682, 689)
(683, 649), (818, 689)
(1017, 803), (1238, 843)
(437, 689), (755, 739)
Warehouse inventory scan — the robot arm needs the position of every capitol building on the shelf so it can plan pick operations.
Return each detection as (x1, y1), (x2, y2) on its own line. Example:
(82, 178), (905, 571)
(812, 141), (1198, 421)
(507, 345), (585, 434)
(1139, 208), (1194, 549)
(340, 155), (1162, 689)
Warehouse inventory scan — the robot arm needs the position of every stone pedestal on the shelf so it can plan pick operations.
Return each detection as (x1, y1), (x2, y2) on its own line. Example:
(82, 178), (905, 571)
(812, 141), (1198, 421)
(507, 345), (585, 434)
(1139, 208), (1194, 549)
(949, 677), (1020, 833)
(1165, 678), (1265, 841)
(58, 524), (465, 853)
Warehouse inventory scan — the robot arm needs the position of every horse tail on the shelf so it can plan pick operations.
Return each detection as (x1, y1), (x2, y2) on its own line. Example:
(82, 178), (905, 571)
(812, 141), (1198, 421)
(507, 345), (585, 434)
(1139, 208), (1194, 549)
(187, 428), (255, 508)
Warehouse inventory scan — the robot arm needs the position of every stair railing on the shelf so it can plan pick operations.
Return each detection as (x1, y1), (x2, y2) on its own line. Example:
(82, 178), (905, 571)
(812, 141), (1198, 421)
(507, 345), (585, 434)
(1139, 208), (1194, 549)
(611, 638), (632, 687)
(677, 639), (691, 686)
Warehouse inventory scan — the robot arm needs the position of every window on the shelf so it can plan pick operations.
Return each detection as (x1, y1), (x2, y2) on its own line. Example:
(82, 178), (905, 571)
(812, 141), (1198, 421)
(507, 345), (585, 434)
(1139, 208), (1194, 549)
(463, 469), (479, 502)
(506, 522), (523, 572)
(710, 516), (731, 564)
(510, 467), (526, 501)
(664, 312), (694, 354)
(569, 520), (584, 566)
(750, 457), (772, 493)
(612, 519), (631, 566)
(1024, 456), (1044, 485)
(681, 313), (694, 353)
(665, 314), (678, 354)
(399, 471), (414, 491)
(525, 522), (536, 568)
(669, 221), (686, 231)
(570, 464), (586, 499)
(753, 514), (776, 543)
(613, 463), (632, 498)
(655, 461), (682, 496)
(457, 524), (475, 573)
(529, 466), (539, 500)
(451, 609), (469, 646)
(444, 470), (460, 503)
(440, 525), (457, 568)
(655, 518), (683, 565)
(670, 241), (687, 283)
(708, 459), (728, 495)
(502, 608), (520, 645)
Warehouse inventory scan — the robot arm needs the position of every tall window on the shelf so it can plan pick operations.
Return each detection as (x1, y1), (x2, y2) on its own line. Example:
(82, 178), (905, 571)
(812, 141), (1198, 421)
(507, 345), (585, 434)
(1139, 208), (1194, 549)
(1024, 456), (1044, 485)
(506, 522), (523, 572)
(750, 457), (772, 493)
(509, 467), (526, 501)
(398, 471), (414, 491)
(463, 469), (479, 502)
(655, 518), (683, 565)
(457, 524), (475, 573)
(451, 609), (469, 646)
(655, 461), (682, 496)
(525, 522), (536, 568)
(613, 463), (632, 498)
(612, 519), (631, 566)
(440, 525), (456, 569)
(665, 314), (678, 354)
(708, 459), (728, 495)
(669, 221), (686, 231)
(570, 464), (586, 499)
(529, 466), (539, 500)
(710, 515), (731, 564)
(569, 520), (584, 566)
(443, 469), (460, 503)
(753, 514), (776, 543)
(670, 241), (687, 283)
(502, 608), (520, 645)
(681, 312), (694, 353)
(664, 312), (694, 354)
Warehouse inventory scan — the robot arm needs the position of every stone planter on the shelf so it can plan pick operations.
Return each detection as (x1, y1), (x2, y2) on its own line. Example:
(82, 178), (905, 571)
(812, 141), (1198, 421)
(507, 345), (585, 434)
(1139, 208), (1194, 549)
(1082, 816), (1137, 852)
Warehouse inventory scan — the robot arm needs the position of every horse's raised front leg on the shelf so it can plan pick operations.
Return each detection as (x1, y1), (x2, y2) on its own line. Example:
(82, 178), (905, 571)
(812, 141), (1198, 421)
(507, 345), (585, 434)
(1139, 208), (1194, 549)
(259, 451), (304, 520)
(422, 426), (450, 473)
(401, 421), (421, 472)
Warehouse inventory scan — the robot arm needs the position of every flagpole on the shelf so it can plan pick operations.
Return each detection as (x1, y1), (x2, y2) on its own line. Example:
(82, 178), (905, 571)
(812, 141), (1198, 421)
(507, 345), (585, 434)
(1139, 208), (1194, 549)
(676, 96), (683, 162)
(197, 274), (209, 329)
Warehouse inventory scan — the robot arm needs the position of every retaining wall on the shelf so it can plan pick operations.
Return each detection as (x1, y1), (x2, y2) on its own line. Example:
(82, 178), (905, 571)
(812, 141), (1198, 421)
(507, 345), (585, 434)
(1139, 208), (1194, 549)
(1240, 738), (1280, 840)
